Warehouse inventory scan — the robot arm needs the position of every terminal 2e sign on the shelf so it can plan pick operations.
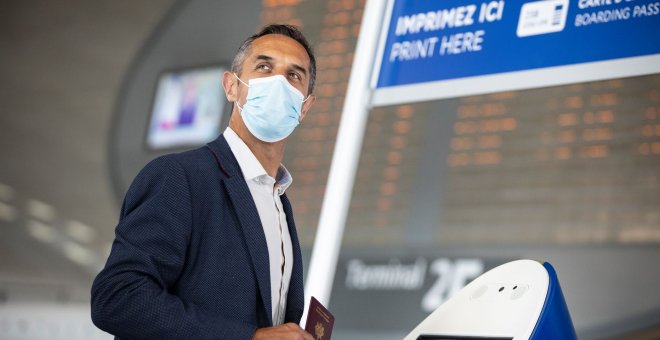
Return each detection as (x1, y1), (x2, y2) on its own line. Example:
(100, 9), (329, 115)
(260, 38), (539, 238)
(331, 254), (516, 331)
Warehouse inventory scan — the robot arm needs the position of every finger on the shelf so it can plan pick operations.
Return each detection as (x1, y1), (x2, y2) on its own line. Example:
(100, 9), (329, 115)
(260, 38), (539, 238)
(285, 322), (301, 331)
(303, 330), (315, 340)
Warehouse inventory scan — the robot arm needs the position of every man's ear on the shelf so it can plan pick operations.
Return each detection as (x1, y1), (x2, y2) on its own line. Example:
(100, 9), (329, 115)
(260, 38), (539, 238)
(300, 94), (316, 122)
(222, 71), (238, 103)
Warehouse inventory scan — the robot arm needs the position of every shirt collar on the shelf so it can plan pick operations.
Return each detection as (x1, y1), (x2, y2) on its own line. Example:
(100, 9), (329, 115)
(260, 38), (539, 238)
(224, 127), (292, 195)
(275, 164), (293, 195)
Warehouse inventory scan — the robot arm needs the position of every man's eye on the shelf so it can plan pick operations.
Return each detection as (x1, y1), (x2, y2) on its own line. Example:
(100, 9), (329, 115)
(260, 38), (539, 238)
(289, 72), (301, 81)
(257, 64), (271, 71)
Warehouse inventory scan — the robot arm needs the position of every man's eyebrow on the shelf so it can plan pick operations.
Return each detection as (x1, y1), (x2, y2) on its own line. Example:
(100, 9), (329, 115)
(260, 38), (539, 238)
(254, 55), (273, 63)
(291, 63), (307, 77)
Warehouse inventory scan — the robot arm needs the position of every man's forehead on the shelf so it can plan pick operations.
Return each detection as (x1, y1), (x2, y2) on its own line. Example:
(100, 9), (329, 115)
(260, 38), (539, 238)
(248, 34), (310, 67)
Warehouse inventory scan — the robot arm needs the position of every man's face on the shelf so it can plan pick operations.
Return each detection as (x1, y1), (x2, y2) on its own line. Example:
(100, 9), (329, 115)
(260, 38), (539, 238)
(240, 34), (312, 98)
(224, 33), (315, 121)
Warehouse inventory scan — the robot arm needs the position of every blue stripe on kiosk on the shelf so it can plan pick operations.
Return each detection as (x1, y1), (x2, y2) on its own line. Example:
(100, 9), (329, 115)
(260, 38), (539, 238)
(529, 262), (577, 340)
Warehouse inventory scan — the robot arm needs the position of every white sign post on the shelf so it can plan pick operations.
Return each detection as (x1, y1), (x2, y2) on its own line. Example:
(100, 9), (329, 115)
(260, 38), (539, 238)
(303, 0), (390, 319)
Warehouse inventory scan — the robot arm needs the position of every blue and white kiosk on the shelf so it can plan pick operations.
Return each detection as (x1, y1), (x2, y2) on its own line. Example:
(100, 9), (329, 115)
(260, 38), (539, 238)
(404, 260), (577, 340)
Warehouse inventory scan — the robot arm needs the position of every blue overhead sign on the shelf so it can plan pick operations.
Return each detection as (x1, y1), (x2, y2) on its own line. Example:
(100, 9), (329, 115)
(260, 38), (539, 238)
(374, 0), (660, 89)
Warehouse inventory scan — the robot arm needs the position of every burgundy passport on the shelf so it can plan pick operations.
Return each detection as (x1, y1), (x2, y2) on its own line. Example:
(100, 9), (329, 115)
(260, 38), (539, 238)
(304, 296), (335, 340)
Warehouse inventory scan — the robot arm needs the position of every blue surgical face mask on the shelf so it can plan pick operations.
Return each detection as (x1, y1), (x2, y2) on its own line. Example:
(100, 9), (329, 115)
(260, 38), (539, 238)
(234, 74), (309, 143)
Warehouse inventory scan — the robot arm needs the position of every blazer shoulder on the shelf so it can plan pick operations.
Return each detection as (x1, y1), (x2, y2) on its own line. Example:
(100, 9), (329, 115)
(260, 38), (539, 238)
(160, 145), (219, 175)
(169, 145), (233, 186)
(128, 147), (217, 193)
(173, 143), (215, 162)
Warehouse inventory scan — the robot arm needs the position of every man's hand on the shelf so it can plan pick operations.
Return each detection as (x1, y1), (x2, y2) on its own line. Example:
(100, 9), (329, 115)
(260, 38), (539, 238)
(252, 323), (314, 340)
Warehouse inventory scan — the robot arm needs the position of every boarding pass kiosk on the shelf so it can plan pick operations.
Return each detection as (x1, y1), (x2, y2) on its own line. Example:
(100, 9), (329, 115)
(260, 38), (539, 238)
(404, 259), (577, 340)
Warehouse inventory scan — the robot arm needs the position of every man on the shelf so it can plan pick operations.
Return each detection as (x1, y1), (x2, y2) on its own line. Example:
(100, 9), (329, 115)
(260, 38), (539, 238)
(91, 24), (317, 340)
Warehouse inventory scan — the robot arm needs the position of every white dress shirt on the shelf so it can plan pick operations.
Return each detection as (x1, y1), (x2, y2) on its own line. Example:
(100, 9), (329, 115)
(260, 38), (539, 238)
(224, 127), (293, 326)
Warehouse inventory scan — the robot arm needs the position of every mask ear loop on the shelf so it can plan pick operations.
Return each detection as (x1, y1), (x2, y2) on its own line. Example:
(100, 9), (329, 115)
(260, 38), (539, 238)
(233, 73), (249, 87)
(299, 94), (313, 123)
(233, 73), (249, 111)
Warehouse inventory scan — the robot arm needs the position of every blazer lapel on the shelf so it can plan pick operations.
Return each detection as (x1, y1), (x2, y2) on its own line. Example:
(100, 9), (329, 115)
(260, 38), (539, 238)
(281, 194), (305, 322)
(207, 136), (273, 326)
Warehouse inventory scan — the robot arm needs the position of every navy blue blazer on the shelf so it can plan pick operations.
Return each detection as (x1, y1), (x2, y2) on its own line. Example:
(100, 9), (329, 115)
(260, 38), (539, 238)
(91, 135), (305, 339)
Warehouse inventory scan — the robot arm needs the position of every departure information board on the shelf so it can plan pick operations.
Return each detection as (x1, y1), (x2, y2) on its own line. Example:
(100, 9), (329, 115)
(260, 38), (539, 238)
(347, 74), (660, 247)
(257, 0), (660, 248)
